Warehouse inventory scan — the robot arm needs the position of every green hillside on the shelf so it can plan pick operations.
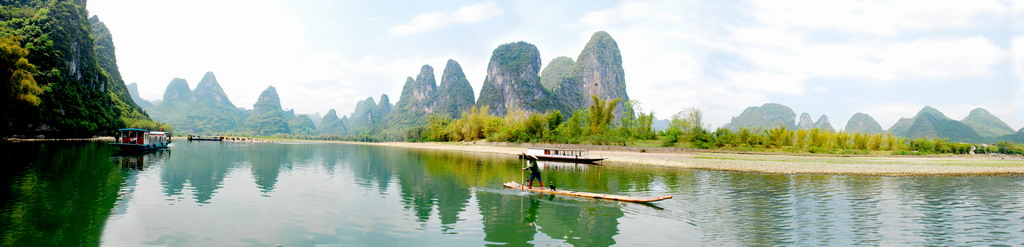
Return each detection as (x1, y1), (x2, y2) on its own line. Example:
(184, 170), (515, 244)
(897, 107), (983, 143)
(1, 1), (165, 136)
(844, 113), (884, 134)
(241, 86), (291, 136)
(723, 103), (796, 130)
(146, 73), (247, 134)
(540, 56), (575, 92)
(961, 108), (1014, 138)
(998, 128), (1024, 143)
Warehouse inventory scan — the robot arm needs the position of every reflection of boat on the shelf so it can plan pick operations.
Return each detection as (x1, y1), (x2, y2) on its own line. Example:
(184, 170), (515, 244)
(187, 135), (223, 141)
(503, 181), (672, 203)
(518, 148), (605, 163)
(537, 160), (594, 171)
(112, 149), (169, 170)
(109, 128), (171, 151)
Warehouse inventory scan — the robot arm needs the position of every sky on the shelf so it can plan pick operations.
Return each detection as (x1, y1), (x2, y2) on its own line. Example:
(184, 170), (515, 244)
(87, 0), (1024, 130)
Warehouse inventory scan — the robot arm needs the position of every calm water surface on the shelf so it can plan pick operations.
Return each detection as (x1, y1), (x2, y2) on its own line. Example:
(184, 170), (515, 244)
(2, 141), (1023, 246)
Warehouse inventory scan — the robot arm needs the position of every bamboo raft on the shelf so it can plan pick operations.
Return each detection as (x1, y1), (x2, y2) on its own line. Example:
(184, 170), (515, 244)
(503, 181), (673, 203)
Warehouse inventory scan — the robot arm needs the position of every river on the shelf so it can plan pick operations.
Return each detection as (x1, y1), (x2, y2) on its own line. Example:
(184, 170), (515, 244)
(1, 141), (1022, 246)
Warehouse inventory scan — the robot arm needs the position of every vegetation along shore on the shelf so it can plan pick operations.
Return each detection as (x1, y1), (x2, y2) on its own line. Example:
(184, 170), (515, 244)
(330, 141), (1024, 176)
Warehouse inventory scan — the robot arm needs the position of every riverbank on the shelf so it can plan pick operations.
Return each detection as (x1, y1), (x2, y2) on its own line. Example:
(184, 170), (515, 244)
(349, 141), (1024, 176)
(3, 136), (115, 143)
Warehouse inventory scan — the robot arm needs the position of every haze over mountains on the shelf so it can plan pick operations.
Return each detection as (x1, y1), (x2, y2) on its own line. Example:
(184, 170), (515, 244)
(722, 103), (1020, 143)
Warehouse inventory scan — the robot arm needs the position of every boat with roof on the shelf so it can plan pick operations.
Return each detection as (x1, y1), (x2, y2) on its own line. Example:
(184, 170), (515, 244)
(109, 128), (171, 151)
(517, 147), (606, 163)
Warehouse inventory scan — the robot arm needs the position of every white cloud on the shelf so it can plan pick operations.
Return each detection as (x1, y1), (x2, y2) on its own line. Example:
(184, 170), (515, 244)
(750, 0), (1007, 36)
(89, 0), (309, 105)
(1012, 35), (1024, 129)
(709, 1), (1009, 99)
(732, 36), (1005, 86)
(576, 1), (681, 27)
(390, 1), (503, 36)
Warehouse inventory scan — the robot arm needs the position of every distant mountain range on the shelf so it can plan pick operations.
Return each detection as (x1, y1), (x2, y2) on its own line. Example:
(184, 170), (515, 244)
(135, 31), (632, 139)
(723, 103), (1019, 143)
(141, 72), (248, 134)
(723, 103), (797, 130)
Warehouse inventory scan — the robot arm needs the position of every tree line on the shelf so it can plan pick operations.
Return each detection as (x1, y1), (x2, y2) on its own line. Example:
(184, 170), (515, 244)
(416, 95), (1024, 155)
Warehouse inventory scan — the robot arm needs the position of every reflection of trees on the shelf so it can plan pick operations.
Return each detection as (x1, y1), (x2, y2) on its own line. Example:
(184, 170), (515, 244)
(161, 142), (244, 203)
(249, 144), (291, 193)
(160, 142), (315, 202)
(111, 150), (170, 216)
(344, 144), (394, 193)
(0, 142), (124, 246)
(477, 191), (537, 245)
(534, 197), (622, 246)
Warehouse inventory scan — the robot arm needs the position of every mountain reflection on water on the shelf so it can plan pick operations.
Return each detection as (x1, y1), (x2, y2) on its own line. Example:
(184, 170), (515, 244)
(1, 141), (1023, 246)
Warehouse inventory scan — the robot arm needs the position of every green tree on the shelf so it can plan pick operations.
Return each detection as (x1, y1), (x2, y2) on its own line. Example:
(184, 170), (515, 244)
(585, 94), (621, 135)
(0, 36), (42, 134)
(555, 110), (585, 143)
(0, 36), (41, 106)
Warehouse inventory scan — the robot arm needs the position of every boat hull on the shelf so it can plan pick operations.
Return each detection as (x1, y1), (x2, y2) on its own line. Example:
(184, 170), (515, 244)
(503, 181), (672, 203)
(109, 143), (168, 151)
(518, 154), (605, 163)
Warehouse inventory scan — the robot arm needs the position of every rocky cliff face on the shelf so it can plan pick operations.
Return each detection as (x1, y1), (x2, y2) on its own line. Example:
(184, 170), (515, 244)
(573, 31), (630, 117)
(797, 113), (814, 130)
(813, 115), (835, 132)
(723, 103), (796, 130)
(434, 59), (476, 118)
(844, 113), (884, 134)
(394, 65), (438, 113)
(375, 94), (392, 123)
(476, 41), (550, 115)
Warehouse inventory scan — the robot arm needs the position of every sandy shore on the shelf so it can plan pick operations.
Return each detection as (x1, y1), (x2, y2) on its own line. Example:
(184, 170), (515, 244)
(351, 142), (1024, 176)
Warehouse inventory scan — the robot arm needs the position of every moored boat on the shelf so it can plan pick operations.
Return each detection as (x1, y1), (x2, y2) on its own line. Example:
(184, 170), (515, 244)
(109, 128), (171, 151)
(518, 147), (605, 163)
(187, 135), (223, 141)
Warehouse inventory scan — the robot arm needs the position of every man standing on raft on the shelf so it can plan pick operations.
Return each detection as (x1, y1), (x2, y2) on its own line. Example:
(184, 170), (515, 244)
(522, 155), (543, 189)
